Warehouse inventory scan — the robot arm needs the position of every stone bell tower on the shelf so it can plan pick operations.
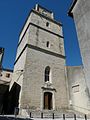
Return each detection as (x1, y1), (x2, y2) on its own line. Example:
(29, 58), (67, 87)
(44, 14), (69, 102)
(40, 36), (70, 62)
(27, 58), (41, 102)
(10, 4), (69, 114)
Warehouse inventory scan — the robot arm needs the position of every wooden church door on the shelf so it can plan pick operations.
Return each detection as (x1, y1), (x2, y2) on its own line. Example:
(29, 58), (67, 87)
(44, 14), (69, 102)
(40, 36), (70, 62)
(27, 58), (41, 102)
(44, 92), (52, 110)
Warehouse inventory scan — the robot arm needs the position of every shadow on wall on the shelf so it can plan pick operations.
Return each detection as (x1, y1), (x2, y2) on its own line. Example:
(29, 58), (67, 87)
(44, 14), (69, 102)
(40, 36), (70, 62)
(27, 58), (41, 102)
(0, 84), (9, 114)
(0, 82), (21, 115)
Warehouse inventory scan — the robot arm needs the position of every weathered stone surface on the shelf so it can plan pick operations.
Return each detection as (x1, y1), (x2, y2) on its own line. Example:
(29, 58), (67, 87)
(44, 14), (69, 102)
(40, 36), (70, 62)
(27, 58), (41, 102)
(20, 47), (68, 110)
(11, 4), (69, 114)
(67, 66), (90, 114)
(70, 0), (90, 114)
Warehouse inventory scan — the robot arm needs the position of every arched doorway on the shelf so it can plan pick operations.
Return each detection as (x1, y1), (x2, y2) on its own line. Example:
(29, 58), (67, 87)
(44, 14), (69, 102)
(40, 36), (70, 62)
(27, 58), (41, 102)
(44, 92), (52, 110)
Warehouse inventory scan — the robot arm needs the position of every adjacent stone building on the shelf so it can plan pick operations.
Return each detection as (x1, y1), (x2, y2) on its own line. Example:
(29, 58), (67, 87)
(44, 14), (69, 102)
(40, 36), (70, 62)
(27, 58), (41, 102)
(68, 0), (90, 114)
(0, 48), (13, 114)
(66, 66), (90, 114)
(0, 68), (13, 114)
(9, 4), (69, 114)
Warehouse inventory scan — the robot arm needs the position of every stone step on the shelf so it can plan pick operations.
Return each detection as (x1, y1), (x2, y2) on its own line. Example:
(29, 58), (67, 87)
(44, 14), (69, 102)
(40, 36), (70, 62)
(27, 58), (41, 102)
(26, 111), (88, 119)
(18, 109), (90, 119)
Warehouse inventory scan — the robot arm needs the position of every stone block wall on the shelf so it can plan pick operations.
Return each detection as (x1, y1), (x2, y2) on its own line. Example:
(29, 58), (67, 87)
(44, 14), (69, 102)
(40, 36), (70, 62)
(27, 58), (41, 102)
(72, 0), (90, 93)
(20, 47), (68, 110)
(67, 66), (90, 114)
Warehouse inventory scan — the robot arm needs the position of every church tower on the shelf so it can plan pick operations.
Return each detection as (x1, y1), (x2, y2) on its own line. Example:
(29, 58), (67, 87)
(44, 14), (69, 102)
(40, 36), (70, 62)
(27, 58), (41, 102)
(10, 4), (68, 114)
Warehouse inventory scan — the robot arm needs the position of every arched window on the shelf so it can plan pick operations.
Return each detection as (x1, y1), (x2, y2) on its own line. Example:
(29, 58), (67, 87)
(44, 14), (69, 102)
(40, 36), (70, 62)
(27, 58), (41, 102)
(45, 66), (50, 82)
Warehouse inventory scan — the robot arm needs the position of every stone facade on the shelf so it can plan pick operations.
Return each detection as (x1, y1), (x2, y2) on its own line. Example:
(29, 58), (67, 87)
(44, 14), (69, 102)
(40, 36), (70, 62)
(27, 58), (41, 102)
(10, 4), (69, 114)
(68, 0), (90, 114)
(0, 68), (13, 114)
(67, 66), (90, 114)
(0, 47), (13, 114)
(0, 69), (13, 85)
(1, 3), (90, 115)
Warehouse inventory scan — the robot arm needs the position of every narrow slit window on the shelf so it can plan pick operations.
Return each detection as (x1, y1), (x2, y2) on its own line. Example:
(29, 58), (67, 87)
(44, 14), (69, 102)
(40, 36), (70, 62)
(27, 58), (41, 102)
(46, 41), (50, 48)
(46, 22), (49, 27)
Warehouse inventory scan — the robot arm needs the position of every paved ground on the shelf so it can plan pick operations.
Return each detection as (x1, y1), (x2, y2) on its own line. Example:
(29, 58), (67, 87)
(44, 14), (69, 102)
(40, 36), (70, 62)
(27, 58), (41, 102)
(0, 116), (32, 120)
(0, 116), (90, 120)
(18, 118), (90, 120)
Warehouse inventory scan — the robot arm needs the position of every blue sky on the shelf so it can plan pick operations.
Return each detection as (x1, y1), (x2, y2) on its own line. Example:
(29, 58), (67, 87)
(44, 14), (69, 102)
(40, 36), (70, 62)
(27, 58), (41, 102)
(0, 0), (82, 70)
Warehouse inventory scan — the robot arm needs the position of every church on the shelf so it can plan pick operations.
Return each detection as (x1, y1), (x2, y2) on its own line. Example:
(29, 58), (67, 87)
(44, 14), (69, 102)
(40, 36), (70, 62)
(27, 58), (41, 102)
(9, 4), (69, 114)
(0, 2), (90, 116)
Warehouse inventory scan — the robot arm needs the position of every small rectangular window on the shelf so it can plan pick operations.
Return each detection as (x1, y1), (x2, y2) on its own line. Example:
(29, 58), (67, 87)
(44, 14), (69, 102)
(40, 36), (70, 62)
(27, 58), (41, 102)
(6, 73), (10, 78)
(46, 41), (49, 48)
